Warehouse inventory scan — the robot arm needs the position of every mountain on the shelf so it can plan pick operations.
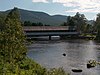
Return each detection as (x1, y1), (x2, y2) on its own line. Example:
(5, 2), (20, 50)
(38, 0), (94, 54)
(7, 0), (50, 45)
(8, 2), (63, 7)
(19, 9), (67, 26)
(86, 20), (95, 25)
(0, 9), (68, 26)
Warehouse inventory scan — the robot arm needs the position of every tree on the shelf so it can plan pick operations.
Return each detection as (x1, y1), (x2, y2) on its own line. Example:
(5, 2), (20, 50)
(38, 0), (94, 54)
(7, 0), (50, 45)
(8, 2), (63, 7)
(66, 16), (75, 30)
(84, 24), (93, 34)
(24, 21), (32, 26)
(66, 16), (75, 26)
(74, 12), (87, 33)
(37, 22), (43, 26)
(65, 13), (87, 32)
(95, 13), (100, 40)
(0, 7), (27, 63)
(32, 22), (37, 26)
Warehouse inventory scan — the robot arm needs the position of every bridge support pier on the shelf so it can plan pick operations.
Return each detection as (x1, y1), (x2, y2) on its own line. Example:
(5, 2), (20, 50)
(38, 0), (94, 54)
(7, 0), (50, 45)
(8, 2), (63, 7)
(49, 36), (51, 40)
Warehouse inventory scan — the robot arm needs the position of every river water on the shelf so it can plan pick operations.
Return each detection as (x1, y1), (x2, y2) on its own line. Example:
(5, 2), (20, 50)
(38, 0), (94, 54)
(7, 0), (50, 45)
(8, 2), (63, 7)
(27, 39), (100, 75)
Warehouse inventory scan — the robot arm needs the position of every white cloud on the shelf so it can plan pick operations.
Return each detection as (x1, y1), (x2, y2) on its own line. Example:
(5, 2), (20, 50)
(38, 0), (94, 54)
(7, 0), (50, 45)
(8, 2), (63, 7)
(32, 0), (48, 3)
(66, 8), (100, 13)
(52, 0), (100, 12)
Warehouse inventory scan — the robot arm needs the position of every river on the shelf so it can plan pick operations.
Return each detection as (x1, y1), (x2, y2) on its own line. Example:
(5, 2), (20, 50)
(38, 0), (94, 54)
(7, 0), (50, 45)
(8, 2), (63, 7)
(27, 39), (100, 75)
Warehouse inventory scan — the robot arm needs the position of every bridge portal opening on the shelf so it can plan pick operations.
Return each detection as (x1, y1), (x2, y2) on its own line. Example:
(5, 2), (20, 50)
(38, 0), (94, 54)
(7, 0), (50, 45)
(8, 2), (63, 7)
(49, 36), (60, 40)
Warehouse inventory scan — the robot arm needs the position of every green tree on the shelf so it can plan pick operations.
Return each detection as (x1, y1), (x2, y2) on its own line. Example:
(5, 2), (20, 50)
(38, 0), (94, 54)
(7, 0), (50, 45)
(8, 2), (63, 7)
(95, 13), (100, 40)
(24, 21), (32, 26)
(66, 16), (75, 30)
(74, 12), (87, 33)
(0, 7), (27, 63)
(66, 16), (75, 26)
(37, 22), (43, 26)
(65, 13), (87, 32)
(32, 22), (37, 26)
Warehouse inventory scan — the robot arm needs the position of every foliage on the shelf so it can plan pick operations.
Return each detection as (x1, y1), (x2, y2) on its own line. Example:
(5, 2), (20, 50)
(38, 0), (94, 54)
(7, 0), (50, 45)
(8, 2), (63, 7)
(0, 57), (47, 75)
(62, 12), (87, 33)
(23, 21), (50, 26)
(24, 21), (32, 26)
(66, 16), (76, 30)
(66, 16), (75, 26)
(0, 7), (27, 74)
(73, 12), (87, 33)
(63, 12), (94, 35)
(0, 57), (69, 75)
(46, 68), (69, 75)
(0, 7), (27, 63)
(95, 13), (100, 40)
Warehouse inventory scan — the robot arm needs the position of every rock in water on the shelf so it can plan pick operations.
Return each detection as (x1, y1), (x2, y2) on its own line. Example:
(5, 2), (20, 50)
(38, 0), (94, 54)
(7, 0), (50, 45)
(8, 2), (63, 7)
(72, 68), (82, 72)
(87, 60), (97, 68)
(62, 53), (66, 56)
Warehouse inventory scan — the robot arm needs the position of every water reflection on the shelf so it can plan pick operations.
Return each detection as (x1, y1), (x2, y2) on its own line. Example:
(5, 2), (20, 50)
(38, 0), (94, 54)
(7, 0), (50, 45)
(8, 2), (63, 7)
(27, 40), (100, 75)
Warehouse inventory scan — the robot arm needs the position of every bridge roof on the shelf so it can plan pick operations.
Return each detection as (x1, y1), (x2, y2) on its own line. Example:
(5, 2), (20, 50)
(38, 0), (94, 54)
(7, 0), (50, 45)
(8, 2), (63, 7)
(23, 26), (69, 31)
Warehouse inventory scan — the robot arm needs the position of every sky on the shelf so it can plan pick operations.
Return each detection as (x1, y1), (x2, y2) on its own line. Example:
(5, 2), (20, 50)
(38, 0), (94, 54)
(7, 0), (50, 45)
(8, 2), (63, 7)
(0, 0), (100, 20)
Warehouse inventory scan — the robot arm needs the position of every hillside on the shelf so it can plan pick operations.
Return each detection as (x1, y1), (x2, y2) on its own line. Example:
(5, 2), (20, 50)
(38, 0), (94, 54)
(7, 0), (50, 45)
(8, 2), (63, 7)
(19, 9), (67, 26)
(86, 20), (95, 25)
(0, 9), (67, 26)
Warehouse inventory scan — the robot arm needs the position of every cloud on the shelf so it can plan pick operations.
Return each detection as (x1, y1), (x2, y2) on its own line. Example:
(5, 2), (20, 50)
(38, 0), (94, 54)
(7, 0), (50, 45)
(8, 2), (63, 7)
(32, 0), (48, 3)
(66, 8), (100, 13)
(52, 0), (100, 12)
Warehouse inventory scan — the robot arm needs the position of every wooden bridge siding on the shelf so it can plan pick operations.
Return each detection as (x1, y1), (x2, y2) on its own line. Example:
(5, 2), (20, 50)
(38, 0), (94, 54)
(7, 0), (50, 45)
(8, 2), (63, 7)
(23, 26), (69, 31)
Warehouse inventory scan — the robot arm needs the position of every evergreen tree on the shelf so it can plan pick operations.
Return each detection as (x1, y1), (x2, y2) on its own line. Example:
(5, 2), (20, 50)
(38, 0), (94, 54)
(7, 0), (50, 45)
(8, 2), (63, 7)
(0, 7), (27, 63)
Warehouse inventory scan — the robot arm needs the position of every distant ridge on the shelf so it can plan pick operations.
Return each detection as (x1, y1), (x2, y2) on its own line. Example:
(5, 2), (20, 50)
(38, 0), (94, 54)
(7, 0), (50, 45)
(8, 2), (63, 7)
(18, 9), (67, 26)
(0, 9), (67, 26)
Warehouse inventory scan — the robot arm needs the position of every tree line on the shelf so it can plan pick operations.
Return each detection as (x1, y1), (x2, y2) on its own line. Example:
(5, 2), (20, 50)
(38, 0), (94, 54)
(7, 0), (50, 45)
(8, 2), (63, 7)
(23, 21), (50, 26)
(61, 12), (94, 35)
